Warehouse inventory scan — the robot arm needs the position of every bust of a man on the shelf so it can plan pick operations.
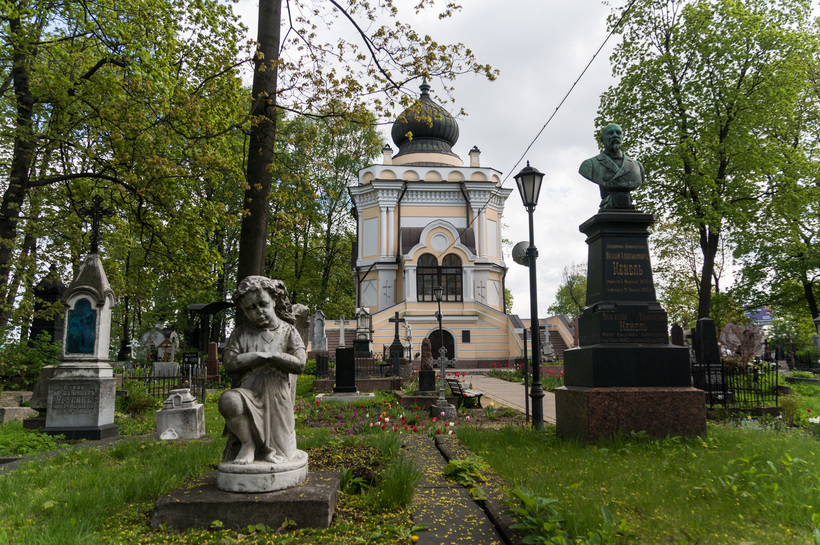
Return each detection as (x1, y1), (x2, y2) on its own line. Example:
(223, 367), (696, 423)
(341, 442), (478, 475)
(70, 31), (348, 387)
(578, 123), (645, 209)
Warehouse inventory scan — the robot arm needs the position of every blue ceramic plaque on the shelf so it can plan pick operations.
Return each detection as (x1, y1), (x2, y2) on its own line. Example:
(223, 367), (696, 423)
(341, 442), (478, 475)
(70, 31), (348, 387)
(67, 298), (96, 354)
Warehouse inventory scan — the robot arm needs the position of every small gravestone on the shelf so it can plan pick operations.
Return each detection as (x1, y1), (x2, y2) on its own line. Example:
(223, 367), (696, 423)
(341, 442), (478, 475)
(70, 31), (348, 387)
(312, 310), (327, 351)
(692, 317), (726, 403)
(152, 361), (179, 378)
(353, 307), (371, 357)
(671, 324), (685, 346)
(333, 348), (357, 394)
(418, 338), (436, 393)
(23, 365), (58, 429)
(156, 388), (204, 440)
(205, 342), (219, 378)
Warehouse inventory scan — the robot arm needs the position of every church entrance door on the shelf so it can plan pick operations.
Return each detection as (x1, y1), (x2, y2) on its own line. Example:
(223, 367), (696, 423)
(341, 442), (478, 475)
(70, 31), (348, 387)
(428, 329), (455, 362)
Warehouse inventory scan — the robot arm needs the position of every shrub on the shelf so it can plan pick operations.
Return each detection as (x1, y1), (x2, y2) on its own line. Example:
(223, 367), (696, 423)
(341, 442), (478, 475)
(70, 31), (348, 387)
(117, 380), (158, 417)
(0, 334), (61, 390)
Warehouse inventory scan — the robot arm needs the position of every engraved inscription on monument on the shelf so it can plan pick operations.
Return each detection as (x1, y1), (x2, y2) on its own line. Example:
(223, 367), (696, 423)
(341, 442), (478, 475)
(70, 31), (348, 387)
(597, 311), (668, 344)
(52, 384), (98, 414)
(601, 240), (655, 301)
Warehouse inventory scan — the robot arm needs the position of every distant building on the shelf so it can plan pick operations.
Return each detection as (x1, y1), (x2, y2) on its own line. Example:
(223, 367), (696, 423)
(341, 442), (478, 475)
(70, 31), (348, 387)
(745, 307), (774, 327)
(349, 82), (523, 366)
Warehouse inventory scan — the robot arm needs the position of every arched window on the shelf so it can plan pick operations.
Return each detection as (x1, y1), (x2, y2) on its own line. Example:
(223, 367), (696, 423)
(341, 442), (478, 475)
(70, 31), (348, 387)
(417, 254), (438, 302)
(416, 253), (463, 302)
(441, 254), (463, 302)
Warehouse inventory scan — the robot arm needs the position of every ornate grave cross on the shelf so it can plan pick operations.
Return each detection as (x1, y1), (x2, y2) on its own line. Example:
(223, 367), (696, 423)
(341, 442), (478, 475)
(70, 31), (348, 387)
(79, 196), (114, 254)
(388, 312), (405, 376)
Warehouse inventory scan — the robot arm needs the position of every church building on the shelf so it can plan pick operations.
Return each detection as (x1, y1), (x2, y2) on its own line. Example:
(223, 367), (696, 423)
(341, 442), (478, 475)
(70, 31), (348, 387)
(349, 83), (523, 366)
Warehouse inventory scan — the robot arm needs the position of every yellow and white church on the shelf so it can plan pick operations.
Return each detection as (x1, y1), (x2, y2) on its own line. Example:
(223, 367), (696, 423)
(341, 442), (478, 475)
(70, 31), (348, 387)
(349, 83), (524, 366)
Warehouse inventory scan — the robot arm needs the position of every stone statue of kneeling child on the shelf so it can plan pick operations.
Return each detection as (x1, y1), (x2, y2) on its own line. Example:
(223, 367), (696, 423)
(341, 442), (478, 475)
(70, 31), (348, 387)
(219, 276), (306, 465)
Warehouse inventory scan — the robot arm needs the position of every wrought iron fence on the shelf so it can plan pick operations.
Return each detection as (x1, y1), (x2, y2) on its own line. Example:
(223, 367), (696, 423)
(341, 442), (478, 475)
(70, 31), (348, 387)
(692, 362), (779, 410)
(315, 354), (391, 379)
(122, 365), (207, 403)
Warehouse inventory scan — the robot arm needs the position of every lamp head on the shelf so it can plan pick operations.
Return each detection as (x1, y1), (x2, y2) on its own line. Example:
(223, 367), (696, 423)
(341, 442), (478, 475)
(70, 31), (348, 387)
(433, 285), (444, 302)
(514, 161), (544, 209)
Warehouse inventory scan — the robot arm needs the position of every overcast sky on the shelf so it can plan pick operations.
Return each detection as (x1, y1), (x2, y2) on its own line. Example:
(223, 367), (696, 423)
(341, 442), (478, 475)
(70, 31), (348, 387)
(233, 0), (621, 319)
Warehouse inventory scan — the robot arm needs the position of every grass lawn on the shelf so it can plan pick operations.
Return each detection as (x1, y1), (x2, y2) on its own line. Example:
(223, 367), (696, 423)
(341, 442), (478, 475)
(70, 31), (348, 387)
(0, 376), (818, 544)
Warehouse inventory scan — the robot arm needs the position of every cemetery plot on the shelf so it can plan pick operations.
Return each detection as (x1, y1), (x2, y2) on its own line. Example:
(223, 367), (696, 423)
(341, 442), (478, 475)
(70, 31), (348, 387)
(122, 366), (207, 403)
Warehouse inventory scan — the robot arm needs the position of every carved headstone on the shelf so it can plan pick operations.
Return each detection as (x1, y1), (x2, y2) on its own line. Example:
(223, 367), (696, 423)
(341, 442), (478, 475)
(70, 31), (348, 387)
(420, 338), (433, 371)
(44, 202), (119, 440)
(312, 310), (327, 351)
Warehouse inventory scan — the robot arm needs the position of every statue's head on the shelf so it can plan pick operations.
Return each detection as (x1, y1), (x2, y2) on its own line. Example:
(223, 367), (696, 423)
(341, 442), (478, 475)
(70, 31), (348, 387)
(233, 276), (295, 326)
(600, 123), (623, 155)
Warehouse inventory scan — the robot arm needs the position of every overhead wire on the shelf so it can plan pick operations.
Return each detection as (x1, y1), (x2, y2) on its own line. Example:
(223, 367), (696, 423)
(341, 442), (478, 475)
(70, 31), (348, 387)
(432, 0), (640, 259)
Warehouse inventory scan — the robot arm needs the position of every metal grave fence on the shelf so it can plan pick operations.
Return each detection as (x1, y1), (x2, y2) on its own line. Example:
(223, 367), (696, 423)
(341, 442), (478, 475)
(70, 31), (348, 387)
(692, 362), (779, 410)
(122, 365), (208, 403)
(315, 353), (389, 379)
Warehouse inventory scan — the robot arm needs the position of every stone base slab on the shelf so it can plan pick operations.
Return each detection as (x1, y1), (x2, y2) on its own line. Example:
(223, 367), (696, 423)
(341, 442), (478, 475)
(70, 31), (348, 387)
(563, 344), (691, 388)
(430, 402), (457, 420)
(151, 470), (339, 531)
(216, 450), (308, 493)
(42, 422), (119, 440)
(555, 386), (706, 443)
(314, 392), (375, 404)
(0, 407), (36, 424)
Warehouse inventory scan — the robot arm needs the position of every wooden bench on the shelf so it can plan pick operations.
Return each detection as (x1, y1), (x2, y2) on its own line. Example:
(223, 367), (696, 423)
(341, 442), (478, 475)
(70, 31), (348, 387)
(445, 378), (484, 408)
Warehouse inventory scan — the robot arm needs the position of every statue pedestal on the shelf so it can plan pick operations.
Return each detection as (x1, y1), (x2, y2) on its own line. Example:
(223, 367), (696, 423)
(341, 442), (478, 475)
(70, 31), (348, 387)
(557, 210), (704, 441)
(555, 386), (706, 442)
(43, 363), (118, 440)
(216, 450), (308, 493)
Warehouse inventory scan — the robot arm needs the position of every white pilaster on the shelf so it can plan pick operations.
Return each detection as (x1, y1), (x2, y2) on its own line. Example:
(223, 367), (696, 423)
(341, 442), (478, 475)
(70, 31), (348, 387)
(387, 206), (395, 256)
(406, 266), (417, 302)
(380, 207), (387, 257)
(472, 210), (481, 257)
(479, 209), (487, 258)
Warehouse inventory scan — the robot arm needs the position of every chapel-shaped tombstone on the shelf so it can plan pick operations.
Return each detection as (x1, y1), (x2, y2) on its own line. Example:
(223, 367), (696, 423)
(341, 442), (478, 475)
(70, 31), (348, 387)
(44, 252), (118, 439)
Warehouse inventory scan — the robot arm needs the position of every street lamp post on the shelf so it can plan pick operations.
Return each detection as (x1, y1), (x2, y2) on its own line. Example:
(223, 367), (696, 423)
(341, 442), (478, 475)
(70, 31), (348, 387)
(434, 285), (447, 406)
(515, 161), (545, 429)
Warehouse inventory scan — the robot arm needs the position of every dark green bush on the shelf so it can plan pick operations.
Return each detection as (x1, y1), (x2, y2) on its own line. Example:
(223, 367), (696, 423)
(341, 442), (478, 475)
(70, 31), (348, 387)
(117, 380), (157, 416)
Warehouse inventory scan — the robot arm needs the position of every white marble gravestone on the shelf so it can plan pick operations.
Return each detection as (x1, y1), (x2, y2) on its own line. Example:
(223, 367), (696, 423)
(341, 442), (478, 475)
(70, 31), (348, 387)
(156, 389), (204, 440)
(44, 252), (119, 440)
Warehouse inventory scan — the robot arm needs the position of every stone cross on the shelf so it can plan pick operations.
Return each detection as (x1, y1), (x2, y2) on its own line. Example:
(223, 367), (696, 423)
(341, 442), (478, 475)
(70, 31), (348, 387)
(388, 312), (405, 376)
(79, 195), (114, 254)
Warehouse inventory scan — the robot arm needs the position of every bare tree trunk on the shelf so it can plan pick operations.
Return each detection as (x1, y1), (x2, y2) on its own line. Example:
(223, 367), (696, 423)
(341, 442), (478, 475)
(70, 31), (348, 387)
(236, 0), (282, 281)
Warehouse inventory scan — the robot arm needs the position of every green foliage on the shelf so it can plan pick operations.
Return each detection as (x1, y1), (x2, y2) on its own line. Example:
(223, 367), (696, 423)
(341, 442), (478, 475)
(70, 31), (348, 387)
(304, 359), (317, 376)
(339, 465), (367, 495)
(366, 454), (421, 512)
(548, 263), (587, 318)
(116, 380), (159, 417)
(0, 334), (60, 389)
(0, 422), (65, 457)
(599, 0), (819, 320)
(444, 456), (489, 502)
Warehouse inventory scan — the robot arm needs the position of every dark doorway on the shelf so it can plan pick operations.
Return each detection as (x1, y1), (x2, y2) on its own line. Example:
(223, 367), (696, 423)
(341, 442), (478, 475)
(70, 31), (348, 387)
(428, 329), (455, 361)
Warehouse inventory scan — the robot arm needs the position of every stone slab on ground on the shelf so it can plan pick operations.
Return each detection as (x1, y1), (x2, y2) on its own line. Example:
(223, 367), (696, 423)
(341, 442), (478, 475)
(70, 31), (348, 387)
(402, 434), (504, 545)
(0, 407), (36, 423)
(394, 391), (460, 410)
(555, 386), (706, 442)
(151, 470), (339, 532)
(313, 377), (403, 393)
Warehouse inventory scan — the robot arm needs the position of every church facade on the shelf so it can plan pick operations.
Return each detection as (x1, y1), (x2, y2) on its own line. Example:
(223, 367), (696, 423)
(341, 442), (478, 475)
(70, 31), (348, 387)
(349, 83), (523, 366)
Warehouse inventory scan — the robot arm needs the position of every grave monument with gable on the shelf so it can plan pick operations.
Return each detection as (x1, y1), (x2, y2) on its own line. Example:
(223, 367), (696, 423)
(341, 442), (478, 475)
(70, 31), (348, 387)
(555, 124), (705, 442)
(43, 196), (119, 440)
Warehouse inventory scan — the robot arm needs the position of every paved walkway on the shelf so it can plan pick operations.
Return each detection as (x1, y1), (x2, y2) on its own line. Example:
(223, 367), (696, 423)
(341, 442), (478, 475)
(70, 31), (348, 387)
(457, 372), (557, 424)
